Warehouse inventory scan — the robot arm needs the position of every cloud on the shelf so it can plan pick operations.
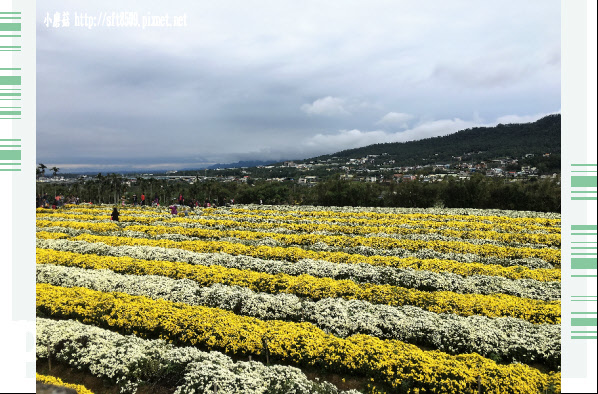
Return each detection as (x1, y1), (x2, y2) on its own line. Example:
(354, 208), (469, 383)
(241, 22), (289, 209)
(495, 111), (559, 125)
(301, 96), (350, 116)
(376, 112), (413, 129)
(36, 0), (560, 172)
(299, 118), (475, 154)
(304, 129), (388, 151)
(432, 61), (532, 89)
(46, 162), (216, 173)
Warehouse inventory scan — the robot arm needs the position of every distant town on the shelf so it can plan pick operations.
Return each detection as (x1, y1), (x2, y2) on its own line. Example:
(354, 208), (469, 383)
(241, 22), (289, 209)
(38, 151), (560, 187)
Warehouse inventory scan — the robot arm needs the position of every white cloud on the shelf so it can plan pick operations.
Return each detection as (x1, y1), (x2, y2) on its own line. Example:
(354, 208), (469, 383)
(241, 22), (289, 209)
(300, 118), (475, 155)
(376, 112), (413, 129)
(300, 96), (350, 116)
(303, 129), (388, 152)
(495, 111), (558, 125)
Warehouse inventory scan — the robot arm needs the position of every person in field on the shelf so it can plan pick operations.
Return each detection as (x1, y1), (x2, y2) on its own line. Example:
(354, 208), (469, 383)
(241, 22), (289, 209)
(111, 207), (120, 222)
(141, 193), (145, 206)
(170, 205), (178, 215)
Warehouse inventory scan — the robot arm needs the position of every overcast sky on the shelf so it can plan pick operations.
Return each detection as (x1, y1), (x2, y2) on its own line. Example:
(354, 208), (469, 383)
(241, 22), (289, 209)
(37, 0), (561, 172)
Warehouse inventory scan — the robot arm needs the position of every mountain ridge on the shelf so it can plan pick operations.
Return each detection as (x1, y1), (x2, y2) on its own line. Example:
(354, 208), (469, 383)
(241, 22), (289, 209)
(291, 114), (560, 166)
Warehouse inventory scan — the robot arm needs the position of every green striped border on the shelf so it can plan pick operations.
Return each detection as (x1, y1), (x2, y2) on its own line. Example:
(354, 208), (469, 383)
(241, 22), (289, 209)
(0, 150), (21, 159)
(0, 138), (21, 170)
(571, 312), (598, 339)
(571, 164), (598, 200)
(0, 76), (20, 85)
(572, 225), (598, 230)
(572, 318), (598, 325)
(572, 176), (598, 187)
(570, 227), (598, 276)
(571, 258), (597, 270)
(0, 71), (21, 107)
(0, 22), (20, 32)
(0, 105), (21, 120)
(571, 227), (598, 272)
(572, 297), (598, 302)
(0, 45), (21, 52)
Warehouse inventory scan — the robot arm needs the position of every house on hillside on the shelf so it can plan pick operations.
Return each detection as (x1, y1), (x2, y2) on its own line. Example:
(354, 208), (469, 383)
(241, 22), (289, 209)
(298, 176), (318, 185)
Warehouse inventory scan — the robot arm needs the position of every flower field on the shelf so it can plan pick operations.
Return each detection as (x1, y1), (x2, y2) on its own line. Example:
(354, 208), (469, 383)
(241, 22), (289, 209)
(36, 204), (562, 393)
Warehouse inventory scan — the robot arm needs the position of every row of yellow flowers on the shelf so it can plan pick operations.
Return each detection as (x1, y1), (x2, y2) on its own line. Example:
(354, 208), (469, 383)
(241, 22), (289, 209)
(39, 206), (561, 233)
(189, 209), (561, 231)
(36, 373), (94, 394)
(123, 224), (564, 263)
(37, 213), (163, 225)
(50, 205), (561, 228)
(36, 219), (561, 264)
(36, 231), (562, 282)
(228, 207), (561, 227)
(37, 207), (169, 217)
(37, 219), (120, 232)
(36, 283), (561, 394)
(188, 212), (561, 235)
(36, 212), (561, 246)
(36, 248), (561, 324)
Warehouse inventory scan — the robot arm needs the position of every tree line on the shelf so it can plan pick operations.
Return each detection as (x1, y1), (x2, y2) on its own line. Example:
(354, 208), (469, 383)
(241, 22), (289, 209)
(37, 173), (561, 213)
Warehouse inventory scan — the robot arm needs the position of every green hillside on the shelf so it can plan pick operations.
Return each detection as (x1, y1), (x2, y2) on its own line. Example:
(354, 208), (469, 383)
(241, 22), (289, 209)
(304, 114), (560, 166)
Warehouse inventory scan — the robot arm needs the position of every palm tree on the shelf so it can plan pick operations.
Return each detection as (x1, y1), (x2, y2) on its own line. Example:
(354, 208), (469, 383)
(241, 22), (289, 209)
(51, 166), (60, 177)
(38, 163), (47, 178)
(36, 167), (44, 195)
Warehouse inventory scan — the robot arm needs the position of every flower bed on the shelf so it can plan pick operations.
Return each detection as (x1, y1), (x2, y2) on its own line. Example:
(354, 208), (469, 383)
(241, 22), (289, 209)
(36, 204), (561, 393)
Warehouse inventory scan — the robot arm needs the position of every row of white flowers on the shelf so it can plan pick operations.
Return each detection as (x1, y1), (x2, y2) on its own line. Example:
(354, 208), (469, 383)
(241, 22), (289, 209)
(37, 317), (358, 394)
(229, 204), (562, 220)
(36, 225), (555, 270)
(37, 239), (560, 301)
(60, 203), (561, 219)
(36, 265), (560, 368)
(205, 212), (559, 232)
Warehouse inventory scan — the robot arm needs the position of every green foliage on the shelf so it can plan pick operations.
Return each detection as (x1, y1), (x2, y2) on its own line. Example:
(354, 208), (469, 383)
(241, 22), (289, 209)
(40, 174), (560, 212)
(306, 114), (560, 167)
